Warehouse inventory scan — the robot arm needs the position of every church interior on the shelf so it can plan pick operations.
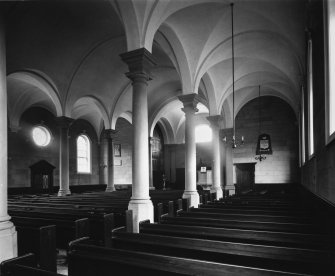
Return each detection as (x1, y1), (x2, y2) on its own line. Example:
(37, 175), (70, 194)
(0, 0), (335, 275)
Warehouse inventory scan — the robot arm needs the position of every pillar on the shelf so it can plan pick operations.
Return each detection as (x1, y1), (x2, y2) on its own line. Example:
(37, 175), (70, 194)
(56, 117), (73, 196)
(99, 133), (108, 186)
(120, 48), (156, 233)
(178, 94), (200, 208)
(222, 128), (235, 196)
(106, 129), (118, 192)
(207, 115), (223, 199)
(0, 14), (17, 262)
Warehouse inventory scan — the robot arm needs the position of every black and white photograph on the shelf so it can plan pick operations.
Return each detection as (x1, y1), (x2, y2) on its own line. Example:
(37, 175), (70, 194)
(0, 0), (334, 275)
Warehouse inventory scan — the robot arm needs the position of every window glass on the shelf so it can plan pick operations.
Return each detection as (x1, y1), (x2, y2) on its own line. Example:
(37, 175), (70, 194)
(77, 135), (91, 173)
(32, 126), (51, 147)
(195, 124), (212, 143)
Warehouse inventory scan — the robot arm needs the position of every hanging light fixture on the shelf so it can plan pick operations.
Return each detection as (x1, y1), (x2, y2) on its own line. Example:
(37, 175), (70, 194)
(223, 3), (244, 148)
(255, 85), (266, 162)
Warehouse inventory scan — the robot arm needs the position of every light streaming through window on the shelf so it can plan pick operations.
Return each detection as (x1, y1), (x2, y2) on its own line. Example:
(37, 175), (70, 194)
(77, 135), (91, 173)
(326, 0), (335, 137)
(308, 39), (314, 156)
(195, 125), (212, 143)
(32, 126), (51, 147)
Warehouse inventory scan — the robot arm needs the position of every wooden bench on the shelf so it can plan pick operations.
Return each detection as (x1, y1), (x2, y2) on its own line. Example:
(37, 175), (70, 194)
(16, 224), (57, 272)
(12, 216), (89, 249)
(9, 208), (115, 246)
(178, 209), (314, 224)
(68, 238), (303, 276)
(111, 226), (335, 275)
(0, 253), (63, 276)
(139, 222), (335, 250)
(160, 215), (327, 234)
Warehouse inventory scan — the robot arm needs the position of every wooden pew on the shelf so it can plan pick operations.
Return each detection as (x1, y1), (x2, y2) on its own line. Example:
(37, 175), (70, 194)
(178, 209), (314, 224)
(9, 208), (115, 246)
(11, 216), (89, 249)
(16, 224), (57, 272)
(111, 227), (335, 275)
(68, 238), (303, 276)
(139, 222), (335, 250)
(160, 216), (327, 234)
(0, 253), (63, 276)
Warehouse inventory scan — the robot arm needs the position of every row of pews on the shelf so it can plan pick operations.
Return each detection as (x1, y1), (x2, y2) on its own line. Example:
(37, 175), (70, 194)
(1, 189), (195, 275)
(2, 188), (335, 275)
(67, 190), (335, 276)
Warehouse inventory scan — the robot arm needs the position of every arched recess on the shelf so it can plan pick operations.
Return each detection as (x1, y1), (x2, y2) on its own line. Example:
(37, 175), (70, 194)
(70, 95), (111, 138)
(156, 118), (174, 145)
(7, 70), (62, 130)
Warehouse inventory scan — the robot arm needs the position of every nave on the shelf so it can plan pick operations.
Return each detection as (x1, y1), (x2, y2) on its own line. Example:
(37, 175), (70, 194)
(1, 187), (335, 276)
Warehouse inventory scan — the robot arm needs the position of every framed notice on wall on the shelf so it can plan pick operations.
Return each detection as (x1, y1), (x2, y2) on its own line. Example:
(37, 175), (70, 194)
(256, 133), (272, 155)
(114, 144), (121, 157)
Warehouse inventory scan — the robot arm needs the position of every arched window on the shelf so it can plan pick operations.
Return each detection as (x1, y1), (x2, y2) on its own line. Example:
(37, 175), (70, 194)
(195, 124), (212, 143)
(325, 0), (335, 142)
(77, 134), (91, 173)
(307, 38), (314, 157)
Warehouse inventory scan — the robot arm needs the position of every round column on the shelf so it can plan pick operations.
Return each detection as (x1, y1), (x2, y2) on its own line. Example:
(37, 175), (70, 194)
(106, 130), (118, 192)
(223, 128), (235, 196)
(56, 117), (73, 196)
(179, 94), (200, 208)
(99, 132), (108, 186)
(0, 14), (17, 262)
(207, 116), (223, 199)
(120, 48), (156, 232)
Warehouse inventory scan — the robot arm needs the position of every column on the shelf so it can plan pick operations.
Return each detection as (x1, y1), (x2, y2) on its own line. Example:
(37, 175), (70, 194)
(148, 137), (155, 190)
(222, 128), (235, 196)
(207, 115), (223, 199)
(106, 129), (118, 192)
(56, 117), (73, 196)
(120, 48), (156, 233)
(178, 94), (200, 208)
(0, 14), (17, 262)
(99, 133), (108, 186)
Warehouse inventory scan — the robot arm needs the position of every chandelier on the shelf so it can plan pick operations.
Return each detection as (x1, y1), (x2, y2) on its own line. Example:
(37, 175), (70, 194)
(223, 3), (244, 148)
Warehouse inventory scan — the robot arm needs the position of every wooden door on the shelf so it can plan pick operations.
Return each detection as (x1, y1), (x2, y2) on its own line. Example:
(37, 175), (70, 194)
(235, 163), (255, 194)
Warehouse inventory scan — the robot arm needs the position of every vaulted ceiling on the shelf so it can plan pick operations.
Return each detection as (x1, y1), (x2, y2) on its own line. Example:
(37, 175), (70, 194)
(4, 0), (306, 142)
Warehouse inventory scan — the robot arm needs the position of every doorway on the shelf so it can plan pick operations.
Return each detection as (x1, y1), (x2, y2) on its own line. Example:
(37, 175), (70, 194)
(30, 160), (55, 193)
(235, 163), (256, 194)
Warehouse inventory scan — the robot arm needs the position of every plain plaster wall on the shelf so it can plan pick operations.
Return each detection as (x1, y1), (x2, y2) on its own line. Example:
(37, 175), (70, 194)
(8, 107), (100, 188)
(113, 118), (133, 185)
(301, 0), (335, 205)
(233, 96), (299, 184)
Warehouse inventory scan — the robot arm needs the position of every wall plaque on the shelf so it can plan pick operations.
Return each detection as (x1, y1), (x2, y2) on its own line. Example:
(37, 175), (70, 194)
(256, 133), (272, 155)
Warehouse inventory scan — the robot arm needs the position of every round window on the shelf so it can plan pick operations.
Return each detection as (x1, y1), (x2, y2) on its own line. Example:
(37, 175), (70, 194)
(32, 126), (51, 147)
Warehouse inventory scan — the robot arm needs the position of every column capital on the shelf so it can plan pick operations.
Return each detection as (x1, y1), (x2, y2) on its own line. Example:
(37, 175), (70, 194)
(102, 129), (118, 140)
(55, 116), (74, 129)
(178, 94), (201, 114)
(207, 115), (223, 129)
(120, 48), (156, 81)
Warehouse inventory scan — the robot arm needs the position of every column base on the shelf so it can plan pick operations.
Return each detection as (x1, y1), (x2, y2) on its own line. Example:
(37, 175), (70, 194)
(210, 186), (223, 200)
(224, 185), (235, 196)
(128, 199), (154, 233)
(105, 186), (116, 192)
(182, 190), (200, 208)
(58, 188), (71, 196)
(0, 220), (17, 262)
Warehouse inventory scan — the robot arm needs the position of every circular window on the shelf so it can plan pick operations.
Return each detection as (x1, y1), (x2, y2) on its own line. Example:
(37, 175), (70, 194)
(32, 126), (51, 147)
